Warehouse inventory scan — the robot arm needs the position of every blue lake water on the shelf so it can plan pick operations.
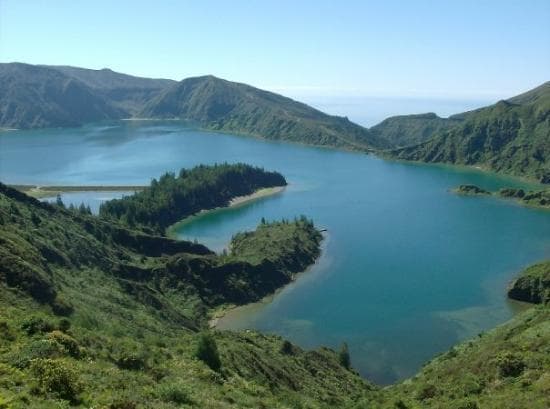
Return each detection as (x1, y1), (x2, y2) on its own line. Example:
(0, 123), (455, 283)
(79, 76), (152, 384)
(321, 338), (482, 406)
(1, 121), (548, 384)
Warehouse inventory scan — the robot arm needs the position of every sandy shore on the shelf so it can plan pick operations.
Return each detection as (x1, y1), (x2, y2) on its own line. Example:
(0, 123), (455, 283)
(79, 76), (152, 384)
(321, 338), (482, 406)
(228, 186), (285, 207)
(165, 185), (286, 239)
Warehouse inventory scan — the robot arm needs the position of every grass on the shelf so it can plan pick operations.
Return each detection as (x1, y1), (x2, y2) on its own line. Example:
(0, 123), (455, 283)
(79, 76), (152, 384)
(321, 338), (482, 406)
(0, 181), (548, 408)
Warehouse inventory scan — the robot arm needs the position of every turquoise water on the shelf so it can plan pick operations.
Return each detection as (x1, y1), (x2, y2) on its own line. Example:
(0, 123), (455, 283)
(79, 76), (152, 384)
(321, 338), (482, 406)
(1, 121), (549, 384)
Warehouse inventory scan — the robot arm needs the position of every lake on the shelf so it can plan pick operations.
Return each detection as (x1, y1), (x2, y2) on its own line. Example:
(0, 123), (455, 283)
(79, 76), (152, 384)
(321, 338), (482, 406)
(1, 121), (548, 384)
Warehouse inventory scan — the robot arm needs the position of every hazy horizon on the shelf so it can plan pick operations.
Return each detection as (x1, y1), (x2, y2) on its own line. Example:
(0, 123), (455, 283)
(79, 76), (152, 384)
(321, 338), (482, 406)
(1, 0), (548, 102)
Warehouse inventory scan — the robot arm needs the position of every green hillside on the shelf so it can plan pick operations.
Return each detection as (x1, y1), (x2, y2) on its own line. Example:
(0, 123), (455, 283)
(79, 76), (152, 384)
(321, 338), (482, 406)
(0, 181), (373, 408)
(0, 63), (124, 129)
(46, 65), (176, 115)
(1, 174), (549, 408)
(385, 82), (550, 183)
(0, 64), (387, 150)
(370, 112), (462, 147)
(139, 75), (389, 149)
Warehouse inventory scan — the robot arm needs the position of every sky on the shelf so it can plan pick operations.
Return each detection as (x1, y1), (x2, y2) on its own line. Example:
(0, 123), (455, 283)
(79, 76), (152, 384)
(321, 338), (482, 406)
(1, 0), (549, 103)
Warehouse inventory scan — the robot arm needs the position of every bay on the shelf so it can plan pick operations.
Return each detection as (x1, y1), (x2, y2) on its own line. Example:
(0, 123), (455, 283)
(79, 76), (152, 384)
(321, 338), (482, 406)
(1, 120), (548, 384)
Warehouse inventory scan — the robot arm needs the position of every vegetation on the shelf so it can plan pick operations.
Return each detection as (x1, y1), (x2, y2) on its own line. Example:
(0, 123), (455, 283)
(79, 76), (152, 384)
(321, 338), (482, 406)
(452, 184), (550, 209)
(338, 343), (351, 370)
(388, 82), (550, 183)
(3, 62), (547, 184)
(0, 181), (375, 407)
(99, 163), (287, 233)
(0, 175), (549, 407)
(0, 63), (389, 150)
(507, 261), (550, 304)
(355, 304), (549, 408)
(453, 184), (491, 195)
(139, 74), (390, 150)
(370, 112), (462, 147)
(195, 333), (222, 372)
(0, 63), (175, 129)
(0, 63), (124, 129)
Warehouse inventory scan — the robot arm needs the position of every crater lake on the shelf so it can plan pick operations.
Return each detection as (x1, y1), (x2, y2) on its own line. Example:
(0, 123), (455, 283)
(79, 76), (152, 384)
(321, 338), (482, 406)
(1, 120), (548, 384)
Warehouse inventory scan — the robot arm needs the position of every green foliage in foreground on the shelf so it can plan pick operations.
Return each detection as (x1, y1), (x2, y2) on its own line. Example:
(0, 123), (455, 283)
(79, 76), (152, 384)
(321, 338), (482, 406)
(195, 333), (222, 372)
(99, 163), (286, 234)
(1, 181), (549, 408)
(354, 305), (550, 409)
(0, 182), (371, 407)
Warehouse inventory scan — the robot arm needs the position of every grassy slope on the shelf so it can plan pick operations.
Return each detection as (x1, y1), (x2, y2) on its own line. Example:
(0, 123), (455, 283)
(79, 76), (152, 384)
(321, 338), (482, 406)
(0, 183), (370, 408)
(387, 82), (550, 183)
(355, 305), (549, 409)
(352, 261), (550, 409)
(1, 181), (549, 408)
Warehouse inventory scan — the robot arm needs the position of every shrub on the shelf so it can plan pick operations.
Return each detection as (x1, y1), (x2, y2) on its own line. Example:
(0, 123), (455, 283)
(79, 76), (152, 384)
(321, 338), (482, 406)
(13, 339), (60, 368)
(58, 318), (71, 333)
(338, 342), (350, 369)
(30, 358), (83, 403)
(195, 332), (221, 371)
(109, 400), (137, 409)
(0, 321), (15, 342)
(280, 340), (294, 355)
(157, 382), (193, 404)
(51, 297), (74, 316)
(47, 331), (81, 358)
(115, 353), (147, 370)
(451, 398), (479, 409)
(21, 316), (54, 335)
(0, 394), (10, 409)
(394, 400), (409, 409)
(496, 352), (525, 378)
(416, 383), (437, 400)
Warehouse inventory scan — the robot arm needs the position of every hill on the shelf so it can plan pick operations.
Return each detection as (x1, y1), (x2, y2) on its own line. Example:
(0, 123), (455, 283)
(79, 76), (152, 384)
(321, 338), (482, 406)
(370, 112), (462, 147)
(139, 75), (389, 149)
(0, 63), (388, 150)
(0, 63), (124, 129)
(46, 65), (176, 114)
(0, 181), (372, 408)
(384, 82), (550, 183)
(0, 172), (549, 408)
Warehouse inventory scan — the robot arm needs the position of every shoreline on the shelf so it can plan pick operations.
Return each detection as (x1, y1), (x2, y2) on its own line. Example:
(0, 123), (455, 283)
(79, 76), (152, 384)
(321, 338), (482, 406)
(166, 185), (286, 238)
(10, 184), (146, 199)
(209, 230), (329, 329)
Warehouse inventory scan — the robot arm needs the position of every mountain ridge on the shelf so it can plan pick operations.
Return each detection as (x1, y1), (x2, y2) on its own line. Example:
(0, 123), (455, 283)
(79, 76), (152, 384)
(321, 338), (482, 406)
(0, 63), (388, 149)
(383, 82), (550, 183)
